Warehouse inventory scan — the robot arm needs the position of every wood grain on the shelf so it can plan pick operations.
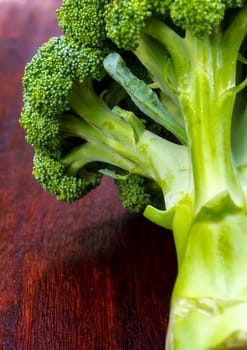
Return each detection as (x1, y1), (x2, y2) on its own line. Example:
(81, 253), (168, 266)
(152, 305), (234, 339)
(0, 2), (177, 349)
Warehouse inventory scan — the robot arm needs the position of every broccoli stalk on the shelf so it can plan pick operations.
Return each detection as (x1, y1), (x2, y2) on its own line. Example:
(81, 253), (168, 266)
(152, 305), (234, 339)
(149, 6), (247, 349)
(20, 1), (247, 349)
(143, 11), (247, 210)
(167, 208), (247, 350)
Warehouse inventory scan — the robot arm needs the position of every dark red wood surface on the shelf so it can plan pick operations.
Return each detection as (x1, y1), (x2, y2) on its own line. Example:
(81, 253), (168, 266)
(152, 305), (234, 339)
(0, 2), (177, 349)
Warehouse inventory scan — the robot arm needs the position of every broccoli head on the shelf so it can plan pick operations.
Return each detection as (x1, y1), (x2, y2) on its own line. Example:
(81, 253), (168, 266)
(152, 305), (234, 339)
(20, 2), (247, 349)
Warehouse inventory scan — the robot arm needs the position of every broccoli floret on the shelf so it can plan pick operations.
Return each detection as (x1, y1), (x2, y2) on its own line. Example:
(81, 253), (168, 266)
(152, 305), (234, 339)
(22, 37), (74, 116)
(20, 37), (108, 201)
(57, 0), (109, 48)
(105, 0), (153, 50)
(151, 1), (172, 15)
(33, 150), (102, 202)
(116, 174), (165, 213)
(116, 174), (152, 213)
(170, 1), (226, 36)
(21, 1), (247, 349)
(224, 0), (245, 6)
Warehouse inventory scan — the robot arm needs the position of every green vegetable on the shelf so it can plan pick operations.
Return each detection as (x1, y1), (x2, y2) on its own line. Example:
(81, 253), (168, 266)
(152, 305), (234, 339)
(20, 1), (247, 349)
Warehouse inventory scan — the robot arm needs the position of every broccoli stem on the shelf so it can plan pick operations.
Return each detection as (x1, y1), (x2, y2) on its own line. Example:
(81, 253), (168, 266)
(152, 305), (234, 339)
(61, 142), (138, 176)
(142, 7), (247, 212)
(134, 33), (179, 100)
(178, 30), (245, 212)
(69, 80), (138, 148)
(61, 112), (139, 165)
(143, 17), (190, 84)
(139, 8), (247, 349)
(167, 204), (247, 350)
(163, 9), (247, 347)
(62, 102), (192, 212)
(60, 86), (189, 187)
(143, 20), (244, 210)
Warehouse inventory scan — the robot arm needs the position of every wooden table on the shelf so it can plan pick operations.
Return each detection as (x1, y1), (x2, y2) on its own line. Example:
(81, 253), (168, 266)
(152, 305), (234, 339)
(0, 1), (177, 349)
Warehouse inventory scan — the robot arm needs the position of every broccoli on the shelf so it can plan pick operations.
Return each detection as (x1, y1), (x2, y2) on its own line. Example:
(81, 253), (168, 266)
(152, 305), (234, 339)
(20, 1), (247, 349)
